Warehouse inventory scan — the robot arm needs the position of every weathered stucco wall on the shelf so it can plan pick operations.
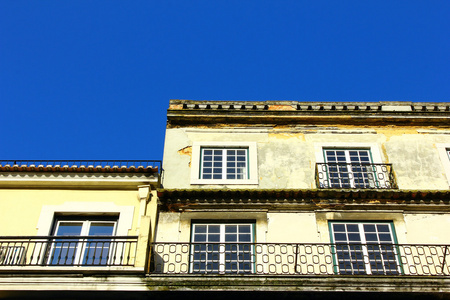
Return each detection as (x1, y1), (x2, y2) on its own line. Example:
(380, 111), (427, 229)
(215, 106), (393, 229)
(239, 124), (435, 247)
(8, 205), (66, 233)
(162, 126), (450, 190)
(385, 133), (450, 190)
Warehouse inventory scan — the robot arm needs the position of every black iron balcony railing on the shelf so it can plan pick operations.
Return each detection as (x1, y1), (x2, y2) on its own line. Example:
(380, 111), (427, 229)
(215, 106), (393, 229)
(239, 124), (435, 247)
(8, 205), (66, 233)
(0, 236), (138, 267)
(150, 242), (450, 276)
(0, 160), (162, 173)
(316, 163), (397, 189)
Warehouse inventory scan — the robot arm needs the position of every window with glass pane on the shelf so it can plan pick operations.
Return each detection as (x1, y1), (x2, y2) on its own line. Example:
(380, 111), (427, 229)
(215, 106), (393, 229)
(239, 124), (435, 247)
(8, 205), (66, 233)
(48, 218), (116, 266)
(330, 222), (399, 275)
(324, 149), (376, 188)
(201, 148), (248, 180)
(191, 223), (253, 274)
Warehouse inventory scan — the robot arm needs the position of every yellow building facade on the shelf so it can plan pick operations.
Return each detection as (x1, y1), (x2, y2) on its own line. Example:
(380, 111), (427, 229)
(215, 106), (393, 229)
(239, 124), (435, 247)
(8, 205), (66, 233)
(0, 161), (160, 298)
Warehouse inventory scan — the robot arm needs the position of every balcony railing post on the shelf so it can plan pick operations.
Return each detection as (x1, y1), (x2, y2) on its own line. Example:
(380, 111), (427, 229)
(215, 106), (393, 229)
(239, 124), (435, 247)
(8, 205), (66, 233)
(442, 245), (449, 275)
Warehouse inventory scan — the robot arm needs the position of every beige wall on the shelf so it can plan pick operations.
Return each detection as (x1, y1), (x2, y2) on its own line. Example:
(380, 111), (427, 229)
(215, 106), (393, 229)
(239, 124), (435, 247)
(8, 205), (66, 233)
(162, 126), (450, 190)
(156, 210), (450, 245)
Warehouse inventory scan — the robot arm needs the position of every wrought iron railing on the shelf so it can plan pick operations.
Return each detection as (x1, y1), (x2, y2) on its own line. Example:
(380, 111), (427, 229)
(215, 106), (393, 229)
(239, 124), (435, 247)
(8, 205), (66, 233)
(315, 163), (397, 189)
(0, 160), (162, 173)
(0, 236), (138, 267)
(150, 242), (450, 276)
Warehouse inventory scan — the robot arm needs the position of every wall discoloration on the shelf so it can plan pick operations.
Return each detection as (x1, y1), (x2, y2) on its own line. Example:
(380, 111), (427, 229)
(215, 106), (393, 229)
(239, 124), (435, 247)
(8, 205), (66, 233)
(177, 146), (192, 156)
(385, 134), (449, 189)
(163, 124), (450, 190)
(177, 146), (192, 167)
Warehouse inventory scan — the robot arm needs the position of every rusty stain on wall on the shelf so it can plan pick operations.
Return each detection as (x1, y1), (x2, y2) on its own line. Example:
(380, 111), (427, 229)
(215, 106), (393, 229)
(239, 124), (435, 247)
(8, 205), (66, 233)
(178, 146), (192, 167)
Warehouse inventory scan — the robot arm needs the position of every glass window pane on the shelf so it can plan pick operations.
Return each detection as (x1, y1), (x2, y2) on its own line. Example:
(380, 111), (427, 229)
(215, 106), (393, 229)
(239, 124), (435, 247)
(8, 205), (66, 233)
(363, 224), (376, 232)
(195, 225), (206, 233)
(333, 224), (345, 232)
(88, 223), (115, 236)
(347, 224), (359, 232)
(56, 223), (83, 236)
(225, 235), (237, 242)
(225, 225), (237, 233)
(239, 226), (251, 233)
(208, 225), (220, 233)
(377, 225), (390, 232)
(239, 234), (251, 242)
(348, 233), (361, 242)
(208, 234), (220, 242)
(334, 233), (347, 242)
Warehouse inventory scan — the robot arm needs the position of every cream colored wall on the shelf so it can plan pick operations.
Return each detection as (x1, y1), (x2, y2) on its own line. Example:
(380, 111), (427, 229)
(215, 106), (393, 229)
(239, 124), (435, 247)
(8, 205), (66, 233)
(156, 210), (450, 245)
(162, 127), (450, 190)
(0, 189), (143, 236)
(403, 213), (450, 244)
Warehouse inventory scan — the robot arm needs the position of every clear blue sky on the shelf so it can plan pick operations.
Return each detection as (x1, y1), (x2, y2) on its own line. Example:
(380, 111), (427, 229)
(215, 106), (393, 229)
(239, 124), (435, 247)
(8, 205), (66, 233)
(1, 1), (449, 161)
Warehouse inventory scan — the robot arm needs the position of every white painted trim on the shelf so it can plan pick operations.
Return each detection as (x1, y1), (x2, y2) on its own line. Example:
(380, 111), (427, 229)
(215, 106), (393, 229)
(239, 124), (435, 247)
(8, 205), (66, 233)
(313, 142), (384, 163)
(37, 202), (134, 236)
(436, 143), (450, 187)
(190, 142), (258, 185)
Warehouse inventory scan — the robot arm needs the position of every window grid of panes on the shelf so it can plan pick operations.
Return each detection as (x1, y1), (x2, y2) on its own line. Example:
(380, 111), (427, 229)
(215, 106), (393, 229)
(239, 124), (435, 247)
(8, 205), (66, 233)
(330, 222), (399, 275)
(324, 149), (376, 188)
(200, 148), (248, 180)
(49, 219), (116, 265)
(191, 223), (253, 274)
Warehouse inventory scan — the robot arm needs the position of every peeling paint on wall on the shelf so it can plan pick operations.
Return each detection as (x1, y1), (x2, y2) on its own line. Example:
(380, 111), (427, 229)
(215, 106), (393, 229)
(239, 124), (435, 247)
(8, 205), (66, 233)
(177, 146), (192, 167)
(178, 146), (192, 156)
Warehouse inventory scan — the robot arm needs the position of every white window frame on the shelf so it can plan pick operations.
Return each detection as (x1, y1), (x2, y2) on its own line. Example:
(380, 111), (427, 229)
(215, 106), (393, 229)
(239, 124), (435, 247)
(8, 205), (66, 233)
(314, 143), (386, 189)
(190, 222), (254, 274)
(437, 144), (450, 187)
(329, 221), (401, 275)
(47, 218), (117, 266)
(323, 148), (376, 188)
(191, 142), (258, 185)
(35, 202), (134, 265)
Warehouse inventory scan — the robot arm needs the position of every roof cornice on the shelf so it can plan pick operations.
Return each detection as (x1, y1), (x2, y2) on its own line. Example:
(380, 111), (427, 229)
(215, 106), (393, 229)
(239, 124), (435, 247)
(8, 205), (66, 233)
(157, 188), (450, 212)
(167, 100), (450, 127)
